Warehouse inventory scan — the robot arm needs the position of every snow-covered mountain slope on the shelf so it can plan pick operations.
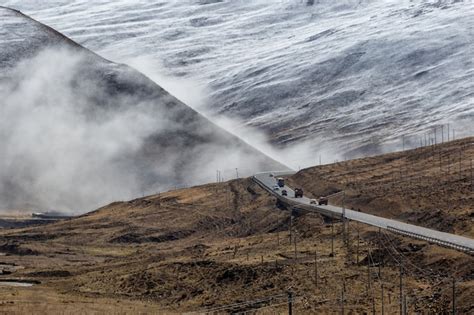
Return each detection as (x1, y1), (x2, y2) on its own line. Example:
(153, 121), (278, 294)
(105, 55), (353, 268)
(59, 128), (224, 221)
(0, 6), (283, 212)
(4, 0), (473, 159)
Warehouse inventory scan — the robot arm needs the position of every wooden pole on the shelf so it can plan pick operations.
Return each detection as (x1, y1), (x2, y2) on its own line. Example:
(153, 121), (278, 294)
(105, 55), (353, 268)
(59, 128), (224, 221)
(459, 150), (462, 181)
(440, 150), (442, 172)
(289, 215), (293, 245)
(452, 277), (456, 315)
(314, 251), (318, 288)
(399, 264), (403, 315)
(404, 295), (408, 315)
(378, 228), (382, 278)
(294, 236), (297, 261)
(372, 294), (376, 315)
(381, 283), (385, 315)
(331, 218), (335, 257)
(341, 279), (345, 315)
(288, 291), (293, 315)
(471, 158), (473, 192)
(357, 228), (360, 264)
(367, 249), (372, 291)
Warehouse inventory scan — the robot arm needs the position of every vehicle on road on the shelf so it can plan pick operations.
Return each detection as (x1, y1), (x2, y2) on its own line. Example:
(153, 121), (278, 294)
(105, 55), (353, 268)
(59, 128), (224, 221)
(273, 185), (280, 191)
(318, 196), (328, 205)
(282, 189), (288, 196)
(309, 199), (317, 205)
(277, 177), (285, 187)
(269, 173), (274, 177)
(294, 188), (303, 198)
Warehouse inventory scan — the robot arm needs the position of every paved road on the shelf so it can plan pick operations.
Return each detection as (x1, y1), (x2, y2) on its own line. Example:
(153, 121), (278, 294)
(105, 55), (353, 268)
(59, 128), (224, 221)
(253, 171), (474, 254)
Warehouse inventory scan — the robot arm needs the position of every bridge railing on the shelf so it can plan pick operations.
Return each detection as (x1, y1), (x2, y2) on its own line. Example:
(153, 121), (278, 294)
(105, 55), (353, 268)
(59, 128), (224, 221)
(387, 226), (474, 255)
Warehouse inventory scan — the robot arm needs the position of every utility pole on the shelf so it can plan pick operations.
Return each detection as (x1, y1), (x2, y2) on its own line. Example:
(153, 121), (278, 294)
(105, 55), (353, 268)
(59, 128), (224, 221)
(341, 279), (345, 315)
(288, 291), (293, 315)
(356, 228), (360, 264)
(448, 154), (451, 175)
(404, 296), (408, 315)
(331, 218), (335, 257)
(289, 215), (293, 245)
(402, 135), (405, 151)
(399, 264), (403, 315)
(471, 158), (473, 192)
(314, 251), (318, 288)
(440, 150), (443, 172)
(342, 190), (347, 245)
(367, 248), (372, 293)
(372, 294), (376, 315)
(459, 150), (462, 181)
(452, 277), (456, 315)
(378, 228), (382, 277)
(294, 236), (297, 261)
(381, 283), (385, 315)
(442, 125), (444, 143)
(448, 123), (450, 141)
(235, 168), (239, 179)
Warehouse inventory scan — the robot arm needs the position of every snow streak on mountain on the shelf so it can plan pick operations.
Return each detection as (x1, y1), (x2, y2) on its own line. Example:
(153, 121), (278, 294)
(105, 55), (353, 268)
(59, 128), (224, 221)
(4, 0), (474, 161)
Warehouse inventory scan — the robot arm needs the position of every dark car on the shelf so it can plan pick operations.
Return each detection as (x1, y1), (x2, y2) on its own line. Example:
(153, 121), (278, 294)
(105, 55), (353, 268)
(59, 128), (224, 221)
(277, 177), (285, 187)
(282, 189), (288, 196)
(294, 188), (303, 198)
(318, 196), (328, 205)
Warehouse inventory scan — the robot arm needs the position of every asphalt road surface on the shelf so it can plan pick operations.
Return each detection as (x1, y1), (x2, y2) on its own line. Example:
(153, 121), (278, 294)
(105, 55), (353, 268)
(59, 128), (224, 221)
(253, 171), (474, 254)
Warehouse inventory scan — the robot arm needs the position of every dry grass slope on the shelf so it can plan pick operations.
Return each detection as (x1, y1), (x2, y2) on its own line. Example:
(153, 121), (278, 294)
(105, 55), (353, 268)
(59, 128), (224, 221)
(0, 138), (472, 314)
(290, 136), (474, 236)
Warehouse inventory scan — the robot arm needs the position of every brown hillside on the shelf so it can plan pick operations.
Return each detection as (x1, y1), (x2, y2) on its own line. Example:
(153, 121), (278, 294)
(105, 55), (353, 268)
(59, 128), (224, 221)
(0, 139), (473, 313)
(290, 136), (474, 237)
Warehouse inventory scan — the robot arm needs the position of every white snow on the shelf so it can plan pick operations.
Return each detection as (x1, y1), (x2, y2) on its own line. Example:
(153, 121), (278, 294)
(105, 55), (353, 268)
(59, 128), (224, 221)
(2, 0), (474, 158)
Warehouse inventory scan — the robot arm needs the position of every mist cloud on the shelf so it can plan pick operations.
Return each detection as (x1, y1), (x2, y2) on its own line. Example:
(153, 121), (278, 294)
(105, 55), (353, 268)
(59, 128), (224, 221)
(0, 49), (163, 212)
(0, 47), (285, 213)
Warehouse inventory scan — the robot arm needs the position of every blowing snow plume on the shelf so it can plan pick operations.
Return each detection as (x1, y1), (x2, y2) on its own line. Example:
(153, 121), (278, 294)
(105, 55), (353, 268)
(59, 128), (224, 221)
(0, 7), (284, 213)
